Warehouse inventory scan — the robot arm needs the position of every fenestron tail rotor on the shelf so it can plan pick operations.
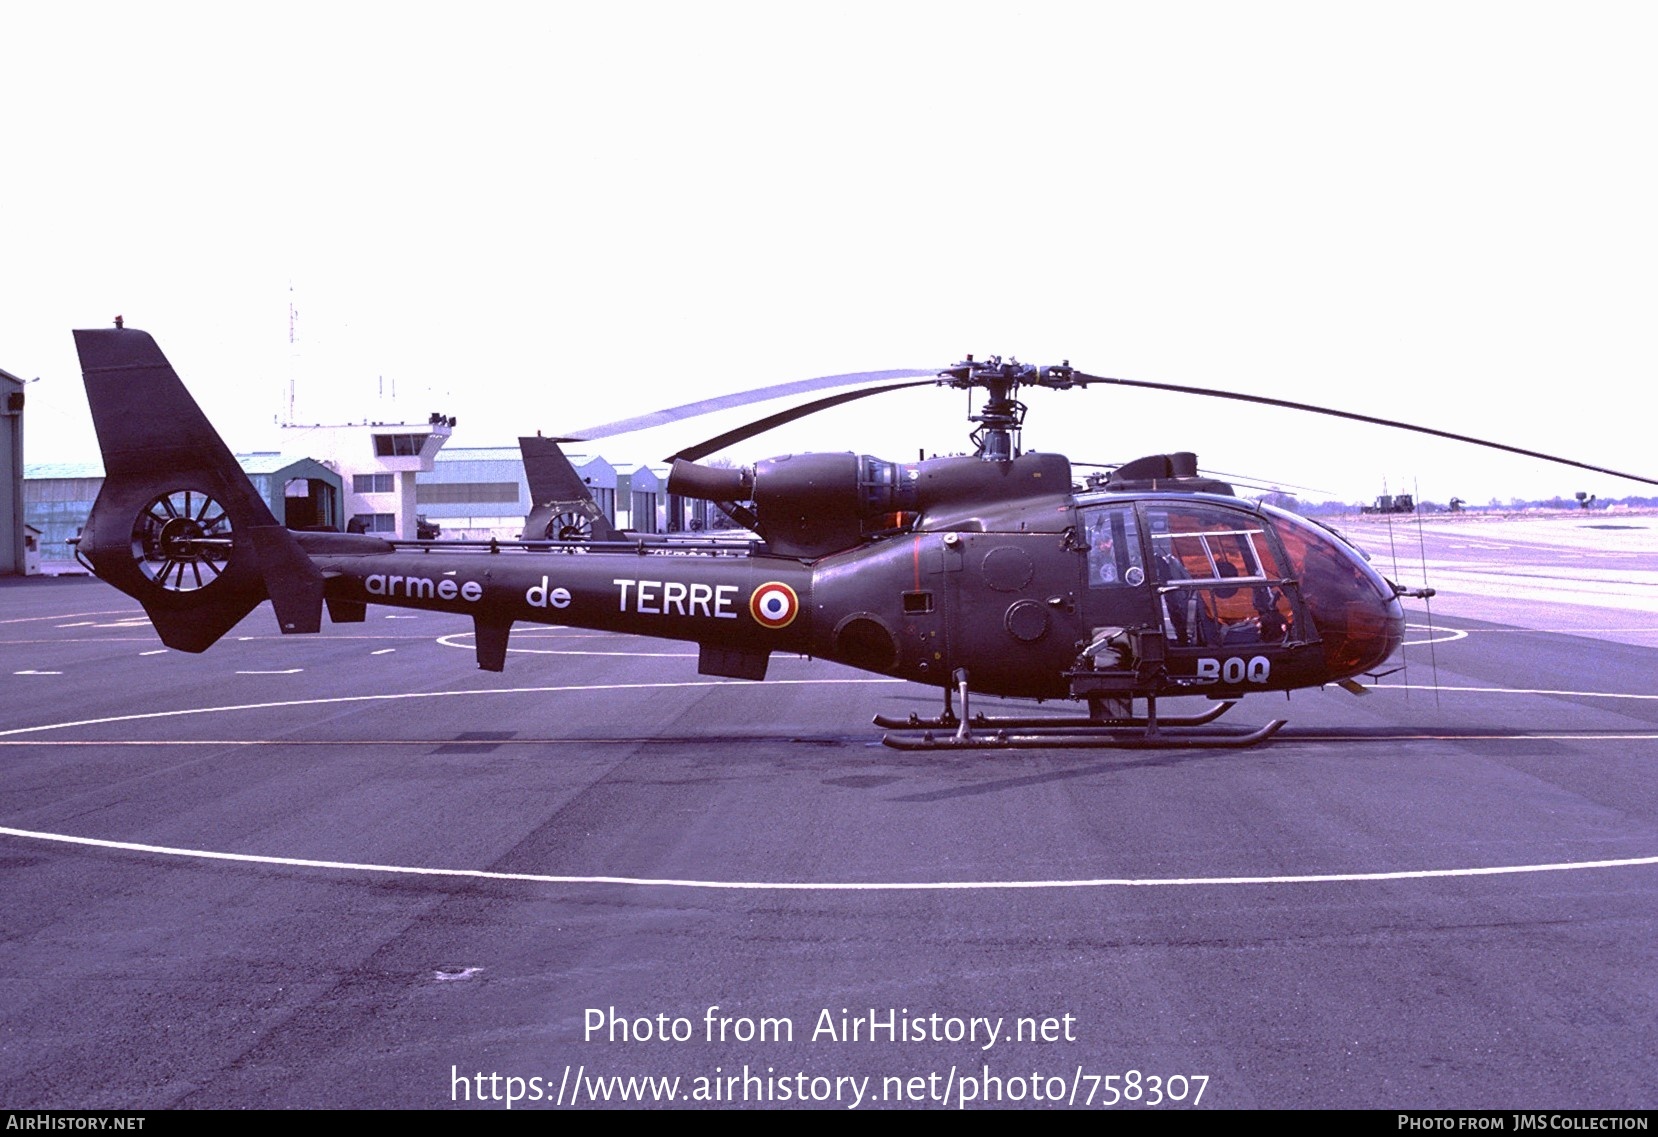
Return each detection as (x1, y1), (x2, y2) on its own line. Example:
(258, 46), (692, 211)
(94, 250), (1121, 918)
(131, 488), (235, 591)
(546, 511), (595, 542)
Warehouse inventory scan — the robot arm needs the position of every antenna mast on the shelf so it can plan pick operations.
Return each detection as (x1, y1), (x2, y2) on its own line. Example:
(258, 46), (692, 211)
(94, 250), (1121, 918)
(285, 281), (299, 425)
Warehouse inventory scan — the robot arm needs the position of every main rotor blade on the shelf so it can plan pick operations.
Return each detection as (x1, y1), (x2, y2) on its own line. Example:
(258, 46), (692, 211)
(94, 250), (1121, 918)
(1073, 372), (1658, 488)
(554, 368), (937, 443)
(668, 380), (938, 463)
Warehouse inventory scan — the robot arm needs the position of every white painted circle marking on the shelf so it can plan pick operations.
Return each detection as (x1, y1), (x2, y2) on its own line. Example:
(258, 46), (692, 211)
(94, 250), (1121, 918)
(0, 679), (901, 739)
(4, 676), (1655, 892)
(1402, 623), (1468, 647)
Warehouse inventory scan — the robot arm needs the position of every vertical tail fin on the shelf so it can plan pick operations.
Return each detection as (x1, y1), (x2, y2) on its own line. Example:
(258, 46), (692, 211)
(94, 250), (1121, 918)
(74, 327), (322, 651)
(519, 435), (621, 541)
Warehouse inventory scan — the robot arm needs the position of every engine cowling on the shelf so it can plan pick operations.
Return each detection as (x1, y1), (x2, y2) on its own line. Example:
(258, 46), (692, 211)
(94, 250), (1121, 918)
(668, 451), (1073, 558)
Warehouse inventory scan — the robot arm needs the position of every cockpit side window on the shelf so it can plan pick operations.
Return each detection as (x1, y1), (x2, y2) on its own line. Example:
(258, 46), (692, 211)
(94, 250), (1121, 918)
(1141, 503), (1301, 648)
(1081, 504), (1146, 588)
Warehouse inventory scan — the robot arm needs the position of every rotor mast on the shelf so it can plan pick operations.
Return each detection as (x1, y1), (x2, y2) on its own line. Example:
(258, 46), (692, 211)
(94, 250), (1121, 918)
(939, 355), (1081, 462)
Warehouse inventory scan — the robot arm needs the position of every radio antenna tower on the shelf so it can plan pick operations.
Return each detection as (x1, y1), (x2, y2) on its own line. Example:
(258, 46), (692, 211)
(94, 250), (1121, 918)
(285, 280), (299, 425)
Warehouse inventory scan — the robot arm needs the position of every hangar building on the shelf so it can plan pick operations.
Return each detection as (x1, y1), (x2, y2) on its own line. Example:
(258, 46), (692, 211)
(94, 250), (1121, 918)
(1, 368), (25, 575)
(414, 447), (621, 540)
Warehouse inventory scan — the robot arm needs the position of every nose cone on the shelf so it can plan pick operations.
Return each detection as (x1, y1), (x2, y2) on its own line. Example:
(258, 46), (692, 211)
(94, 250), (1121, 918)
(1261, 507), (1406, 680)
(1299, 537), (1406, 678)
(1329, 586), (1406, 678)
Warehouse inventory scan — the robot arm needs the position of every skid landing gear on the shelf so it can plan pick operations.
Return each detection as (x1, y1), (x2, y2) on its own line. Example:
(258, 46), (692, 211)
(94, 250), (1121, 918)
(877, 670), (1285, 751)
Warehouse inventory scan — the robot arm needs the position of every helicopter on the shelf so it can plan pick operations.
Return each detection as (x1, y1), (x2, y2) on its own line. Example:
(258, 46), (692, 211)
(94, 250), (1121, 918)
(69, 326), (1658, 750)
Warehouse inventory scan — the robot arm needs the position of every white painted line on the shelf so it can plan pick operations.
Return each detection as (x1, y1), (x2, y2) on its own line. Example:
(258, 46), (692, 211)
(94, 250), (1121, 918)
(2, 824), (1654, 892)
(235, 669), (304, 675)
(3, 732), (1654, 749)
(12, 670), (64, 676)
(384, 615), (419, 620)
(1376, 683), (1658, 701)
(0, 610), (138, 626)
(140, 650), (169, 656)
(1472, 628), (1658, 636)
(0, 637), (156, 646)
(0, 678), (902, 739)
(54, 622), (95, 628)
(371, 649), (396, 655)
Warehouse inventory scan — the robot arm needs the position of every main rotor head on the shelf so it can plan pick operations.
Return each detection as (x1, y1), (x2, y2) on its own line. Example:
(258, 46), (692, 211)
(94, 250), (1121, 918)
(936, 355), (1091, 461)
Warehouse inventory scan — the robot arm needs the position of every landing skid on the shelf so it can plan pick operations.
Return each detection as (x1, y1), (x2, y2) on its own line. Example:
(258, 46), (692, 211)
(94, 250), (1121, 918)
(872, 700), (1238, 731)
(881, 720), (1286, 751)
(877, 671), (1285, 751)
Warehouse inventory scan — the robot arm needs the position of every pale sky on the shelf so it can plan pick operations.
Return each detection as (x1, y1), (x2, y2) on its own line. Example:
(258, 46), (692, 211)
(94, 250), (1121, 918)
(6, 3), (1656, 504)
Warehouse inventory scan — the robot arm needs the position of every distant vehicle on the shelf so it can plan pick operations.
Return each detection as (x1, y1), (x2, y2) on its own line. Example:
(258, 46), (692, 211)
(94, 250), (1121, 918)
(1361, 494), (1415, 515)
(416, 515), (442, 540)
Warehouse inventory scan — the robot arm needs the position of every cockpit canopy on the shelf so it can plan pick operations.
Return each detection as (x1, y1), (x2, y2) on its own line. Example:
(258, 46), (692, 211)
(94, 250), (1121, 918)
(1080, 496), (1402, 676)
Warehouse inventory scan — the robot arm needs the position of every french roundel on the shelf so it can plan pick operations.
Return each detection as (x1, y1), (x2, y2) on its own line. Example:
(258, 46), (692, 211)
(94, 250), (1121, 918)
(749, 581), (799, 629)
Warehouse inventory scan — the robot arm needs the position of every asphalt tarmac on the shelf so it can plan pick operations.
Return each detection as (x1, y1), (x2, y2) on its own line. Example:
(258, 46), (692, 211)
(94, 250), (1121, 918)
(2, 516), (1655, 1110)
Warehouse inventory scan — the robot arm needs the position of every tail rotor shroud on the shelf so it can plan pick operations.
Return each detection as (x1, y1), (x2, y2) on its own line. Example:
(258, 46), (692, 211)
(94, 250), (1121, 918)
(131, 488), (235, 591)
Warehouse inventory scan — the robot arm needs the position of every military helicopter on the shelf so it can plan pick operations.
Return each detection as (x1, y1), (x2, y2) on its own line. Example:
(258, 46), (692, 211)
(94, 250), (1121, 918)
(70, 327), (1657, 750)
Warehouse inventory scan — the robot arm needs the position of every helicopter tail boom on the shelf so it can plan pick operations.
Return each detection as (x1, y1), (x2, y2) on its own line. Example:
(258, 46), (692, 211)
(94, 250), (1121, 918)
(73, 326), (326, 651)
